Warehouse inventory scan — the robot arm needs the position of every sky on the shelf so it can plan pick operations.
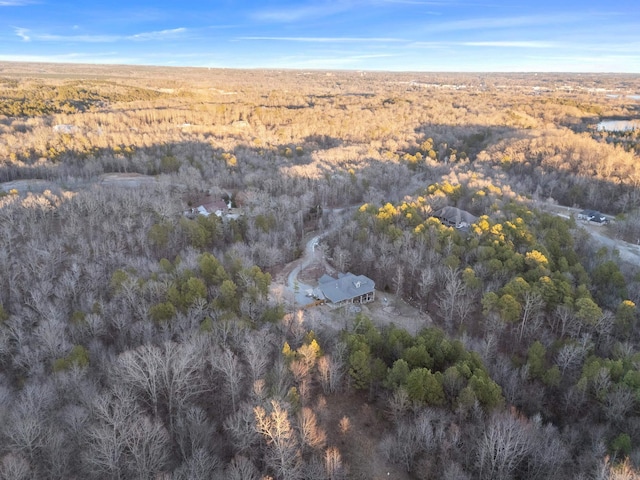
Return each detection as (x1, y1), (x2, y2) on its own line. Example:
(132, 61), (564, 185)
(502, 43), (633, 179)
(1, 0), (639, 72)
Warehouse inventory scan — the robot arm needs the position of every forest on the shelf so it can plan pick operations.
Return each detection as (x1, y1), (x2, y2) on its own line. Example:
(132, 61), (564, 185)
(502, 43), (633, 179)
(1, 61), (640, 479)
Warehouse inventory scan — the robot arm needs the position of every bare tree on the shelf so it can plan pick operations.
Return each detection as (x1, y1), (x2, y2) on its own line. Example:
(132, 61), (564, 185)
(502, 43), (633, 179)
(604, 385), (635, 425)
(381, 420), (422, 472)
(552, 305), (576, 338)
(0, 453), (32, 480)
(477, 410), (532, 480)
(124, 415), (170, 480)
(174, 406), (216, 462)
(173, 448), (222, 480)
(224, 455), (260, 480)
(4, 383), (55, 469)
(254, 400), (303, 480)
(116, 341), (206, 434)
(332, 247), (351, 273)
(224, 402), (260, 455)
(387, 388), (411, 422)
(84, 386), (141, 480)
(211, 346), (245, 413)
(297, 407), (326, 453)
(324, 446), (347, 480)
(520, 290), (544, 342)
(315, 354), (331, 394)
(556, 343), (587, 377)
(436, 267), (466, 329)
(392, 264), (404, 297)
(243, 330), (274, 384)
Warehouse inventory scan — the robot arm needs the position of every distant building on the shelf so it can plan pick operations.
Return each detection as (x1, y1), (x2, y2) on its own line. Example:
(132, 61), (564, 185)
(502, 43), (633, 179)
(433, 206), (478, 229)
(578, 210), (607, 223)
(315, 273), (375, 305)
(185, 198), (230, 218)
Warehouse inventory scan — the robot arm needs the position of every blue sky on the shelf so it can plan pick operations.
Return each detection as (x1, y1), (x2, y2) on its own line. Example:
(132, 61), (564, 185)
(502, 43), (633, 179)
(1, 0), (639, 72)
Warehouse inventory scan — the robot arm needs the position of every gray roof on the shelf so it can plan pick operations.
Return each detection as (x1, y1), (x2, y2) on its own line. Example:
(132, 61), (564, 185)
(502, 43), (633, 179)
(318, 274), (336, 285)
(318, 272), (375, 303)
(434, 206), (478, 227)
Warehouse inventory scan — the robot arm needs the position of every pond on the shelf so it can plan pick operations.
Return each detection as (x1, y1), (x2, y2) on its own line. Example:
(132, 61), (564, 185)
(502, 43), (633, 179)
(597, 119), (640, 132)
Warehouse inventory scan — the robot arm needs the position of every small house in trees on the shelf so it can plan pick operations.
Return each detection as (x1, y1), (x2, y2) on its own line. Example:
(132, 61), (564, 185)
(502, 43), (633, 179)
(433, 206), (478, 229)
(578, 209), (607, 223)
(316, 273), (375, 305)
(185, 198), (230, 218)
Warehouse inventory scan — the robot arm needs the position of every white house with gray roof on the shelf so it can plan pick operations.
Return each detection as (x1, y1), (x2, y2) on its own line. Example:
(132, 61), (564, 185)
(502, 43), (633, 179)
(316, 272), (375, 305)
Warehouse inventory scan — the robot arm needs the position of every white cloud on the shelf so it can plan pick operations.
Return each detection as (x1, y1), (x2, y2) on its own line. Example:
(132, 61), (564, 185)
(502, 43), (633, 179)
(0, 53), (140, 64)
(129, 28), (187, 41)
(252, 3), (352, 22)
(14, 27), (30, 41)
(238, 36), (403, 43)
(0, 0), (34, 5)
(463, 41), (556, 48)
(13, 27), (188, 43)
(425, 14), (576, 33)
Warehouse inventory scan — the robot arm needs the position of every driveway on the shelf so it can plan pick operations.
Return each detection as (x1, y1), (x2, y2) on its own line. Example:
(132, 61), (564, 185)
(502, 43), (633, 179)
(286, 234), (326, 307)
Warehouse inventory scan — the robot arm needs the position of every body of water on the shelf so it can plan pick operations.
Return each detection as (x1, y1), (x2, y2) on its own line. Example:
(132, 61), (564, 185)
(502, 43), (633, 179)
(597, 119), (640, 132)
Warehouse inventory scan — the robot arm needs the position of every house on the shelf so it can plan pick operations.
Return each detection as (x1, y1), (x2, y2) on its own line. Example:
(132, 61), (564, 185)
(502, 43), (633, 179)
(578, 210), (607, 223)
(316, 273), (375, 305)
(185, 198), (230, 218)
(433, 206), (478, 229)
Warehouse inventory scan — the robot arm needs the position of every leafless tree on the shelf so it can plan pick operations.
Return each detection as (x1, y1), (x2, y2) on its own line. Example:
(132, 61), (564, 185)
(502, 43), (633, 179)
(604, 385), (635, 425)
(223, 401), (260, 454)
(243, 330), (274, 384)
(297, 407), (326, 453)
(392, 265), (404, 297)
(124, 415), (171, 480)
(556, 343), (587, 377)
(224, 455), (260, 480)
(552, 305), (576, 338)
(254, 400), (303, 480)
(324, 446), (347, 480)
(477, 410), (532, 480)
(436, 267), (466, 329)
(520, 290), (544, 342)
(4, 382), (55, 469)
(211, 346), (246, 413)
(270, 357), (294, 400)
(381, 420), (422, 472)
(0, 453), (32, 480)
(332, 247), (351, 273)
(174, 406), (216, 462)
(387, 388), (411, 423)
(313, 348), (332, 389)
(84, 386), (141, 480)
(116, 341), (206, 434)
(172, 448), (222, 480)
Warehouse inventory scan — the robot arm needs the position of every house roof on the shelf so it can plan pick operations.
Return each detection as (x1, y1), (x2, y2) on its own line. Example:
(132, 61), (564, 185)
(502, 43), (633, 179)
(434, 206), (478, 227)
(318, 272), (375, 303)
(580, 210), (606, 221)
(196, 205), (211, 217)
(202, 199), (228, 213)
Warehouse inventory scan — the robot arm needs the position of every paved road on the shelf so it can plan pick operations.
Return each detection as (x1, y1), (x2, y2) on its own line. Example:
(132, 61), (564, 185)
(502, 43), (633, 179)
(281, 206), (360, 307)
(538, 202), (640, 267)
(286, 234), (326, 307)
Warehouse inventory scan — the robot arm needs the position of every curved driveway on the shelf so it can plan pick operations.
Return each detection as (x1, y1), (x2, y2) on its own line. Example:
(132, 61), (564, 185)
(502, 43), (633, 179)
(286, 234), (326, 306)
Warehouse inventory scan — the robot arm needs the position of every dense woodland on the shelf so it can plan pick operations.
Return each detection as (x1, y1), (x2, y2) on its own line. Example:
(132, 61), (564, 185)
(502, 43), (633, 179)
(1, 62), (640, 479)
